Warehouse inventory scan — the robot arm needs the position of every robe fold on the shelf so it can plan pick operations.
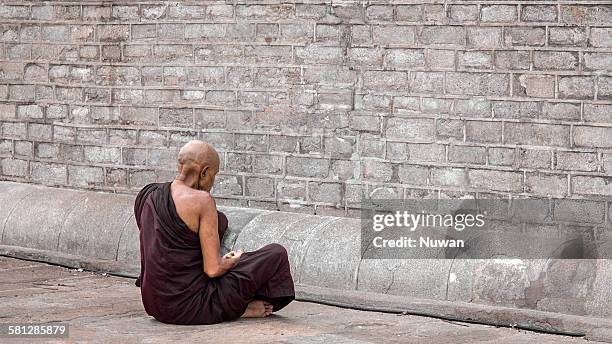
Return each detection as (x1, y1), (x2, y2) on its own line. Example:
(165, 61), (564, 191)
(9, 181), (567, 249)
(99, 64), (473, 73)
(134, 181), (295, 325)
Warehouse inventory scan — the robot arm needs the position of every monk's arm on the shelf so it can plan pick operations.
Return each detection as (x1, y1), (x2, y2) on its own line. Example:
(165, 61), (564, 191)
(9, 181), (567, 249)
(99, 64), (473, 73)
(198, 194), (237, 278)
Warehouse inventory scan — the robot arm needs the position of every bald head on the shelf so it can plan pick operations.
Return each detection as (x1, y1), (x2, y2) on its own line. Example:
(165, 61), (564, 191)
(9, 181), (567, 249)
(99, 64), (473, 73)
(176, 140), (220, 191)
(178, 140), (219, 168)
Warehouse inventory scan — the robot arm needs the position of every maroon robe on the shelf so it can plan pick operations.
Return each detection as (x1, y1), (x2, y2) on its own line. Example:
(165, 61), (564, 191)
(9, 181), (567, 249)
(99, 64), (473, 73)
(134, 181), (295, 325)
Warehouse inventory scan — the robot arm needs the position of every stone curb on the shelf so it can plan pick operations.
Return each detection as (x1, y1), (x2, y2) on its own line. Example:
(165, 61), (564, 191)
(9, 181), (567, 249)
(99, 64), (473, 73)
(0, 181), (611, 341)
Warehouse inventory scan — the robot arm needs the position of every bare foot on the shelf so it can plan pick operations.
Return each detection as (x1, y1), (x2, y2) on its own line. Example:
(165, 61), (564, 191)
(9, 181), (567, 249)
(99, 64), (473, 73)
(241, 300), (274, 318)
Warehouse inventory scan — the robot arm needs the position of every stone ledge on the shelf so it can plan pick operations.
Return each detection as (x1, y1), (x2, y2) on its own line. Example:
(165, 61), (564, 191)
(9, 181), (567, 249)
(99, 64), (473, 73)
(0, 181), (611, 342)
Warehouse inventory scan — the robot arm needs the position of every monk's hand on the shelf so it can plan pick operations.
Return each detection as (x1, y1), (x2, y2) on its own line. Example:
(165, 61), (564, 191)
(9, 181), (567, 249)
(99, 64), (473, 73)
(222, 249), (243, 267)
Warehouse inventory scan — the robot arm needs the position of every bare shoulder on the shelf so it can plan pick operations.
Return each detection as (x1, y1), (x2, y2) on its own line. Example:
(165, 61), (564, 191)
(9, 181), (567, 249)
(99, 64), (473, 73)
(171, 184), (215, 233)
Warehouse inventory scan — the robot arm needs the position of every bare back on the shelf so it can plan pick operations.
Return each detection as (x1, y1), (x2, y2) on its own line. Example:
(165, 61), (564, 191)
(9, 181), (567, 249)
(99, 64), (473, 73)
(170, 181), (210, 234)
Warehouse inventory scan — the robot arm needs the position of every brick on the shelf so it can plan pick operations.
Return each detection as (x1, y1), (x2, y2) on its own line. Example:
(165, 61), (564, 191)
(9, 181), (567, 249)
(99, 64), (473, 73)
(139, 130), (166, 146)
(556, 151), (599, 172)
(77, 128), (106, 144)
(111, 5), (139, 20)
(458, 51), (492, 69)
(347, 48), (383, 66)
(24, 64), (46, 81)
(363, 71), (408, 91)
(253, 155), (283, 175)
(446, 72), (509, 96)
(211, 174), (242, 196)
(542, 102), (581, 121)
(372, 26), (416, 45)
(159, 108), (193, 128)
(466, 121), (501, 145)
(308, 182), (342, 204)
(554, 200), (605, 224)
(386, 118), (434, 142)
(199, 132), (232, 151)
(147, 148), (178, 168)
(422, 98), (451, 114)
(572, 176), (612, 196)
(583, 53), (612, 71)
(525, 173), (567, 197)
(2, 122), (26, 139)
(53, 126), (75, 143)
(517, 148), (551, 169)
(296, 4), (326, 19)
(31, 161), (66, 185)
(235, 134), (268, 152)
(298, 136), (322, 154)
(436, 119), (463, 140)
(449, 145), (486, 164)
(481, 5), (517, 22)
(0, 103), (16, 119)
(35, 142), (59, 159)
(420, 26), (464, 45)
(324, 136), (355, 159)
(9, 85), (34, 101)
(424, 49), (455, 70)
(488, 147), (515, 166)
(28, 123), (52, 141)
(184, 24), (224, 39)
(59, 146), (84, 163)
(98, 25), (129, 42)
(122, 148), (147, 166)
(361, 134), (385, 157)
(68, 165), (104, 187)
(549, 27), (587, 46)
(129, 170), (157, 189)
(504, 27), (545, 46)
(245, 177), (275, 198)
(42, 25), (68, 42)
(505, 123), (570, 147)
(584, 104), (612, 123)
(521, 5), (557, 22)
(330, 160), (356, 181)
(407, 143), (445, 163)
(516, 75), (555, 98)
(604, 155), (612, 174)
(83, 5), (111, 20)
(106, 168), (127, 187)
(384, 49), (425, 68)
(84, 146), (121, 163)
(561, 6), (612, 25)
(495, 101), (541, 120)
(533, 51), (578, 70)
(449, 5), (478, 22)
(366, 5), (393, 22)
(1, 63), (24, 81)
(558, 76), (595, 100)
(0, 5), (30, 19)
(599, 76), (612, 100)
(454, 99), (492, 118)
(362, 159), (393, 182)
(469, 169), (522, 192)
(1, 158), (28, 177)
(411, 72), (444, 93)
(431, 167), (468, 187)
(397, 164), (428, 185)
(295, 45), (343, 64)
(286, 157), (329, 178)
(573, 126), (612, 148)
(590, 28), (612, 48)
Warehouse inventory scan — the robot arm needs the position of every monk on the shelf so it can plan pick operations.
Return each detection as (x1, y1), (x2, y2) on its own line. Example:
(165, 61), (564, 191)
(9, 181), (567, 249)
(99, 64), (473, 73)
(133, 140), (295, 325)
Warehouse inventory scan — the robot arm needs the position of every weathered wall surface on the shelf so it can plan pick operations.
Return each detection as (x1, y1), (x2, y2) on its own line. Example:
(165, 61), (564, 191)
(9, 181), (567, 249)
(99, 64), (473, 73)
(0, 1), (611, 216)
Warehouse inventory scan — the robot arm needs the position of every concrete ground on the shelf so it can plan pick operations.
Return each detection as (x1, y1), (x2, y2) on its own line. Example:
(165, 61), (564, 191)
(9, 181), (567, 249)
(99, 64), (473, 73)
(0, 257), (604, 344)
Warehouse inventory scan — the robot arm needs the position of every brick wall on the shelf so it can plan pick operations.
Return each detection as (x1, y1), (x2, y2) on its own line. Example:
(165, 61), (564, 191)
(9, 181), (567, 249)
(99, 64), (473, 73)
(0, 1), (611, 217)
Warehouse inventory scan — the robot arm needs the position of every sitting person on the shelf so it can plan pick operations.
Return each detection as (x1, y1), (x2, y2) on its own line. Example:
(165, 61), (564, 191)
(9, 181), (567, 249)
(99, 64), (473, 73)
(133, 140), (295, 324)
